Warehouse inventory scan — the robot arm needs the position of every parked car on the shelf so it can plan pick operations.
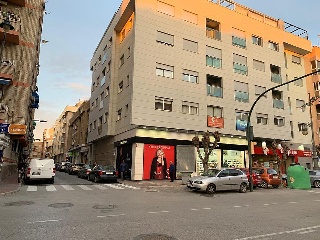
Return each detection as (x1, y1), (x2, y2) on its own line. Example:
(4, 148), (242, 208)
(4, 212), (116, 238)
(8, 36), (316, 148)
(187, 168), (248, 194)
(64, 162), (73, 173)
(309, 170), (320, 188)
(68, 163), (85, 175)
(239, 168), (262, 188)
(88, 165), (117, 183)
(24, 158), (55, 184)
(253, 167), (281, 188)
(77, 164), (94, 179)
(59, 161), (67, 172)
(55, 162), (61, 171)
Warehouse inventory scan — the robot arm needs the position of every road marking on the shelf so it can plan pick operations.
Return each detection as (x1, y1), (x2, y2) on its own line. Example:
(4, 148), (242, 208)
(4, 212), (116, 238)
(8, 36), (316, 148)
(314, 200), (320, 202)
(77, 185), (93, 190)
(107, 214), (125, 217)
(314, 192), (320, 194)
(61, 185), (74, 191)
(119, 184), (140, 189)
(202, 208), (211, 210)
(104, 184), (125, 189)
(297, 230), (316, 234)
(27, 219), (62, 224)
(289, 202), (297, 204)
(46, 185), (56, 191)
(191, 209), (199, 211)
(160, 211), (169, 213)
(97, 216), (106, 218)
(308, 191), (315, 193)
(234, 206), (242, 208)
(26, 186), (37, 192)
(148, 211), (159, 214)
(263, 204), (270, 206)
(234, 225), (320, 240)
(94, 185), (108, 190)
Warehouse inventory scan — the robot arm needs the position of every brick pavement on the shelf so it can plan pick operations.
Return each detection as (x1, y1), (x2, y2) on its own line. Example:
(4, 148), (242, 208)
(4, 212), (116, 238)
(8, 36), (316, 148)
(0, 172), (21, 196)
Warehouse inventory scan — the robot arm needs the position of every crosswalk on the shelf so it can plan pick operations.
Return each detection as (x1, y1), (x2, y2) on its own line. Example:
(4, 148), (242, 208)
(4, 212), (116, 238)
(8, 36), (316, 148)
(25, 183), (140, 192)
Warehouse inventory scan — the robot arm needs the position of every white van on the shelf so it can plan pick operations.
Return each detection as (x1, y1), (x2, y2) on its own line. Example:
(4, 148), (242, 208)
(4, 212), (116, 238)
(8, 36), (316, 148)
(25, 158), (55, 184)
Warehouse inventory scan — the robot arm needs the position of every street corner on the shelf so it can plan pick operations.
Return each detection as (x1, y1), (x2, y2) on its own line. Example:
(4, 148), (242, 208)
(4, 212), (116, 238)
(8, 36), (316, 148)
(0, 183), (21, 196)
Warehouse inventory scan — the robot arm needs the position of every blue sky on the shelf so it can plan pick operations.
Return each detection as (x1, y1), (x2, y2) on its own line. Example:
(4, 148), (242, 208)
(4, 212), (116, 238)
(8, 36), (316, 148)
(33, 0), (319, 139)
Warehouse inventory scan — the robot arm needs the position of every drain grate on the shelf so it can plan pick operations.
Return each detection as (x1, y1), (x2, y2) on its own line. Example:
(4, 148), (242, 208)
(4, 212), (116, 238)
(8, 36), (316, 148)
(48, 203), (74, 208)
(4, 201), (35, 206)
(133, 234), (178, 240)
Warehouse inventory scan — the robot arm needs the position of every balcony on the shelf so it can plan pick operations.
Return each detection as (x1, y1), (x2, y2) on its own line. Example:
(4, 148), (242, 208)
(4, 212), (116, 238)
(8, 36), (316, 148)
(0, 11), (21, 45)
(232, 36), (246, 48)
(233, 63), (248, 75)
(273, 99), (284, 109)
(206, 28), (221, 41)
(207, 85), (222, 98)
(5, 0), (26, 7)
(0, 59), (14, 85)
(235, 91), (249, 103)
(271, 73), (282, 84)
(206, 56), (221, 69)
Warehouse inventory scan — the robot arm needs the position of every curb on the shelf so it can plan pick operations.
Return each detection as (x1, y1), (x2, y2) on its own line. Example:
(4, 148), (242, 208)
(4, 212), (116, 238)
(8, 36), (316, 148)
(0, 183), (21, 196)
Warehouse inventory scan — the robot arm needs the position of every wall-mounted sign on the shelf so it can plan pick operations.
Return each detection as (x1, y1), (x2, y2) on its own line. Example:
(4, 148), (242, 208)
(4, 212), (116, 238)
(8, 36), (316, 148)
(236, 119), (247, 131)
(207, 116), (224, 128)
(0, 123), (10, 133)
(9, 124), (27, 135)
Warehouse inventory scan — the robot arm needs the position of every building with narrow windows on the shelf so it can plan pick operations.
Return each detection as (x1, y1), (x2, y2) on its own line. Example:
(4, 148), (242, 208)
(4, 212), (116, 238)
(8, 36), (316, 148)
(0, 0), (45, 180)
(88, 0), (314, 180)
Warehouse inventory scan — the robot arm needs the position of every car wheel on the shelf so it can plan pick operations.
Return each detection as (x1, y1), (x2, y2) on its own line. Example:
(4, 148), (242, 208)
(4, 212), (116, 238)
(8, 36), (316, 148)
(260, 181), (268, 188)
(272, 185), (279, 188)
(239, 183), (247, 193)
(206, 183), (216, 194)
(314, 180), (320, 188)
(94, 176), (99, 183)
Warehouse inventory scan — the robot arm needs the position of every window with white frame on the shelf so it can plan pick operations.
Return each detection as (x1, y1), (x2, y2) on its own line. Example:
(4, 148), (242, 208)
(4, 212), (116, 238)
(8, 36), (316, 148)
(182, 69), (198, 83)
(156, 63), (174, 78)
(255, 85), (266, 96)
(252, 35), (262, 46)
(253, 59), (265, 71)
(155, 96), (173, 111)
(182, 101), (199, 115)
(118, 81), (123, 93)
(268, 41), (279, 51)
(117, 109), (122, 121)
(182, 10), (197, 24)
(157, 1), (174, 16)
(183, 38), (198, 53)
(256, 113), (268, 125)
(234, 81), (249, 102)
(274, 116), (285, 126)
(296, 99), (305, 109)
(157, 31), (174, 46)
(207, 106), (223, 117)
(292, 55), (301, 64)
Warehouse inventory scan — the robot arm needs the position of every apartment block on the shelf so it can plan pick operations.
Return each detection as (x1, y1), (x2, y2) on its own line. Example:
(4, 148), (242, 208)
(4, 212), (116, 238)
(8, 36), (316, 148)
(0, 0), (45, 180)
(88, 0), (313, 180)
(43, 127), (54, 158)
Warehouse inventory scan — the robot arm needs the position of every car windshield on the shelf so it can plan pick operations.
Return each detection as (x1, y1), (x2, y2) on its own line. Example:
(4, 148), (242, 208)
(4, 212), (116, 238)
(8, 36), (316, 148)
(100, 165), (115, 171)
(267, 168), (278, 175)
(201, 169), (220, 177)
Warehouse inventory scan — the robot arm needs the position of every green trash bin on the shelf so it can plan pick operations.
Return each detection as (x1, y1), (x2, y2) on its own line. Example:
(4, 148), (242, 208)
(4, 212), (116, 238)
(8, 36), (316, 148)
(287, 165), (311, 190)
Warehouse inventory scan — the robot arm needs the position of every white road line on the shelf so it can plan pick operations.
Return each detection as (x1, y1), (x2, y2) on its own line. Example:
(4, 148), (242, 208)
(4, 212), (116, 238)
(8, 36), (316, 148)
(104, 184), (124, 189)
(160, 211), (169, 213)
(314, 200), (320, 202)
(97, 216), (106, 218)
(297, 230), (316, 234)
(46, 185), (56, 191)
(148, 212), (159, 214)
(26, 186), (37, 192)
(202, 208), (211, 210)
(77, 185), (93, 190)
(191, 209), (199, 211)
(61, 185), (74, 191)
(120, 184), (140, 189)
(27, 219), (61, 224)
(308, 191), (315, 193)
(263, 204), (270, 206)
(94, 185), (108, 190)
(234, 206), (242, 208)
(107, 214), (125, 217)
(289, 202), (297, 204)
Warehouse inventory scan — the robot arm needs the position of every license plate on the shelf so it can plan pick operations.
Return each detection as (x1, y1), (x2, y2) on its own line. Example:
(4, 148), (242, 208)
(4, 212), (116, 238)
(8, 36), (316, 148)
(273, 176), (278, 179)
(32, 172), (41, 175)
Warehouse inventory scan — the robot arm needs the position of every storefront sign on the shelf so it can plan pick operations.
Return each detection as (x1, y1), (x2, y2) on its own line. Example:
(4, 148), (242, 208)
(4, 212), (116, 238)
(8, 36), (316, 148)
(207, 116), (224, 128)
(196, 149), (220, 175)
(236, 119), (247, 131)
(222, 150), (245, 168)
(0, 123), (9, 133)
(9, 124), (27, 135)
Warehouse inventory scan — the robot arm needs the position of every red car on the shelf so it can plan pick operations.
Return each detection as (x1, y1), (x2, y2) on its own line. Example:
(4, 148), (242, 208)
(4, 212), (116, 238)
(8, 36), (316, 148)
(240, 168), (262, 188)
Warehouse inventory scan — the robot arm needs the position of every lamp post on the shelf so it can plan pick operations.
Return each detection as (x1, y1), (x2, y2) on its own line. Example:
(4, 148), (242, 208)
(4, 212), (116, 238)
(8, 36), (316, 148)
(247, 70), (320, 192)
(0, 15), (14, 62)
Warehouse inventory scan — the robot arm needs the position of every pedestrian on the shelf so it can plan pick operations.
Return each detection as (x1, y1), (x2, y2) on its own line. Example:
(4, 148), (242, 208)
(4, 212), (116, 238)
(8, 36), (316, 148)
(169, 161), (175, 182)
(119, 160), (127, 180)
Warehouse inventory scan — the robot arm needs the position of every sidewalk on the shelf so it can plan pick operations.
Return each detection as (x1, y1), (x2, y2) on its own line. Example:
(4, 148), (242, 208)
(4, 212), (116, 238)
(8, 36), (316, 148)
(0, 172), (21, 196)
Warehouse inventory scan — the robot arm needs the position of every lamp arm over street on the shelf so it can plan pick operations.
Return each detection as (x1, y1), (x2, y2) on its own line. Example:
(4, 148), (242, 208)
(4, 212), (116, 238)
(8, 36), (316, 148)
(247, 69), (320, 192)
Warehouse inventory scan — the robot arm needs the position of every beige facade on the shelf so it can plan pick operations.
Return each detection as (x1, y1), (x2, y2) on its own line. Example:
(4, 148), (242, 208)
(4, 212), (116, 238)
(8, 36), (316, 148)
(43, 127), (54, 158)
(0, 0), (45, 180)
(30, 141), (43, 159)
(67, 100), (90, 164)
(89, 0), (313, 180)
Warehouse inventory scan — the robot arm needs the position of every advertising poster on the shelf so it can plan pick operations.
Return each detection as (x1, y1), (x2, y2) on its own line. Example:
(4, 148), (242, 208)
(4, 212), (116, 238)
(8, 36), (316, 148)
(143, 144), (175, 180)
(222, 150), (245, 168)
(196, 149), (221, 175)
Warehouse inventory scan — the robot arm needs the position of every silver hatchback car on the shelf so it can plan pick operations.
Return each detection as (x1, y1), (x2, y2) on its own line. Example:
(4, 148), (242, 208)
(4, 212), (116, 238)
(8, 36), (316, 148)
(187, 168), (248, 194)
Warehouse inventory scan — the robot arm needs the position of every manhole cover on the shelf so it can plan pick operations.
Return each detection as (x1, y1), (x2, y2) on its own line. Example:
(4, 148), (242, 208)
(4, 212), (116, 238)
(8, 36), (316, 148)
(133, 234), (178, 240)
(48, 203), (74, 208)
(5, 201), (35, 206)
(93, 204), (117, 210)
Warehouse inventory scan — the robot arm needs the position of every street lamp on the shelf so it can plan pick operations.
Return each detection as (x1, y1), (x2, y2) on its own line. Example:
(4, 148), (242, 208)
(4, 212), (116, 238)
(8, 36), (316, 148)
(246, 70), (320, 192)
(0, 15), (14, 62)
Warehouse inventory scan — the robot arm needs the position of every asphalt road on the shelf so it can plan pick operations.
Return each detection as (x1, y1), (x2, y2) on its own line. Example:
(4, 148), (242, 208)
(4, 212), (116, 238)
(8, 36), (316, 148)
(1, 172), (320, 240)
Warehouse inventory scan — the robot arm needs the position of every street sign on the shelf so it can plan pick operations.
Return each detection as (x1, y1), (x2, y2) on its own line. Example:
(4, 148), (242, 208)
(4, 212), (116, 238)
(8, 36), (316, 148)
(0, 123), (10, 133)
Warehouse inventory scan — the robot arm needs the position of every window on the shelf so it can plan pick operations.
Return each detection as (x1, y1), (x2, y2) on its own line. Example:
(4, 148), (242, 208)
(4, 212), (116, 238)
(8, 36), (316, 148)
(182, 10), (197, 24)
(255, 85), (266, 96)
(157, 1), (174, 16)
(257, 113), (268, 125)
(298, 123), (308, 132)
(93, 120), (96, 129)
(100, 92), (104, 109)
(117, 109), (122, 121)
(121, 28), (126, 42)
(101, 68), (106, 86)
(270, 65), (281, 84)
(292, 55), (301, 64)
(98, 116), (103, 127)
(206, 18), (221, 40)
(207, 75), (222, 98)
(92, 82), (95, 92)
(106, 86), (109, 97)
(155, 97), (173, 111)
(102, 52), (107, 63)
(234, 81), (249, 103)
(293, 77), (303, 87)
(252, 35), (262, 46)
(311, 60), (320, 73)
(235, 110), (248, 131)
(274, 116), (285, 126)
(108, 37), (112, 48)
(182, 69), (198, 83)
(156, 63), (174, 78)
(120, 54), (124, 66)
(207, 106), (223, 117)
(104, 112), (108, 123)
(95, 98), (98, 107)
(89, 123), (92, 132)
(183, 39), (198, 53)
(107, 60), (111, 72)
(157, 31), (174, 46)
(126, 75), (130, 87)
(296, 99), (305, 109)
(232, 28), (246, 48)
(127, 47), (131, 58)
(272, 90), (284, 109)
(182, 101), (199, 115)
(118, 81), (123, 93)
(206, 46), (222, 68)
(91, 102), (94, 111)
(125, 104), (129, 117)
(253, 59), (265, 71)
(268, 41), (279, 51)
(233, 54), (247, 75)
(290, 121), (294, 138)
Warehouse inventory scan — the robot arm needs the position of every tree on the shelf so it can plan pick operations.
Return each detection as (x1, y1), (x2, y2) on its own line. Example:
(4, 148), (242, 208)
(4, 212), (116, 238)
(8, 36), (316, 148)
(270, 139), (289, 174)
(192, 131), (220, 173)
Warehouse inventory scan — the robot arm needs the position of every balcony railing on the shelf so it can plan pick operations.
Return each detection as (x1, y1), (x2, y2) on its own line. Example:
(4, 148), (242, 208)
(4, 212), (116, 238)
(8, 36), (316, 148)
(207, 85), (222, 98)
(235, 91), (249, 102)
(273, 99), (284, 109)
(206, 28), (221, 40)
(0, 11), (21, 45)
(0, 59), (15, 85)
(271, 73), (282, 84)
(232, 36), (246, 48)
(206, 56), (221, 69)
(233, 63), (248, 75)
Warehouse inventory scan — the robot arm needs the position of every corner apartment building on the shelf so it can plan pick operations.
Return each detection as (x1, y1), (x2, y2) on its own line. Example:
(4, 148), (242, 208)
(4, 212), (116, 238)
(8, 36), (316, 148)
(88, 0), (313, 180)
(67, 100), (90, 164)
(52, 102), (83, 163)
(0, 0), (45, 180)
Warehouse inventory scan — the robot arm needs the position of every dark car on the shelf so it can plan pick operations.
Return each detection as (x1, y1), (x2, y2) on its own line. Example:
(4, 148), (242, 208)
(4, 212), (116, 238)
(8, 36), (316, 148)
(77, 164), (94, 179)
(88, 165), (117, 183)
(240, 168), (262, 188)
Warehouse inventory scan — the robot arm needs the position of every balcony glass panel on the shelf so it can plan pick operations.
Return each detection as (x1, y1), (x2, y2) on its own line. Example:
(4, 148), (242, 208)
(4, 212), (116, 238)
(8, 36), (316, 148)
(206, 28), (221, 40)
(232, 36), (246, 48)
(206, 56), (221, 68)
(273, 99), (284, 109)
(271, 73), (282, 84)
(207, 85), (223, 98)
(233, 63), (248, 75)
